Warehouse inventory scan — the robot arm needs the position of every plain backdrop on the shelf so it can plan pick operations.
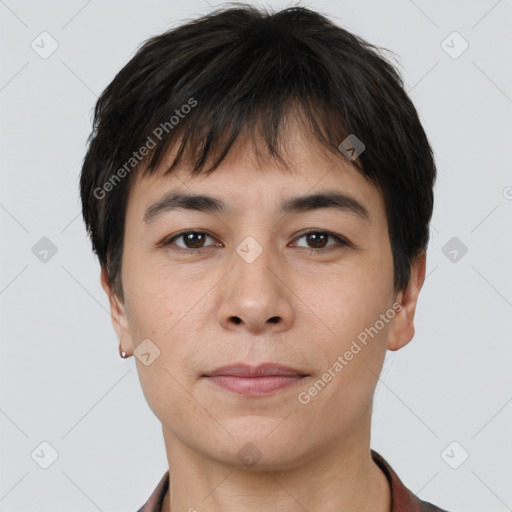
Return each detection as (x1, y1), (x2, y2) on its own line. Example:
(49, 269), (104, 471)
(1, 0), (511, 511)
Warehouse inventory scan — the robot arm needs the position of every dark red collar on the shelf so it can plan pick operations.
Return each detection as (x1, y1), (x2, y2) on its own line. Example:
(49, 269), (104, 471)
(370, 450), (449, 511)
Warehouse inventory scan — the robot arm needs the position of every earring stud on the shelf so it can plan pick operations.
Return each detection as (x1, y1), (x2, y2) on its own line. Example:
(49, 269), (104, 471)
(119, 343), (129, 358)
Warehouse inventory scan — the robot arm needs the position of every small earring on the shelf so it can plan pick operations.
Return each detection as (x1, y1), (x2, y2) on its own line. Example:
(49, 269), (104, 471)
(119, 343), (129, 358)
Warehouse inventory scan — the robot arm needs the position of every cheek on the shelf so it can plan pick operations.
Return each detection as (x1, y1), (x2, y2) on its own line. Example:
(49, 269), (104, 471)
(296, 254), (393, 398)
(297, 299), (391, 435)
(124, 263), (209, 381)
(302, 251), (393, 339)
(126, 280), (204, 426)
(123, 253), (189, 334)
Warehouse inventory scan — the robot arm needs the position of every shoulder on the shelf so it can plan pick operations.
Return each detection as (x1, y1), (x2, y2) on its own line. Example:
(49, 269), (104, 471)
(415, 495), (452, 512)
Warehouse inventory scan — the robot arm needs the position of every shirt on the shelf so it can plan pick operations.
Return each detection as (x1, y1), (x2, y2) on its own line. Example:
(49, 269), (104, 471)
(136, 449), (451, 512)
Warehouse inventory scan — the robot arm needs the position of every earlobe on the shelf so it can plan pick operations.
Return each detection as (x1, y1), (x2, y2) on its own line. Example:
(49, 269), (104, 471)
(387, 251), (427, 352)
(100, 266), (133, 356)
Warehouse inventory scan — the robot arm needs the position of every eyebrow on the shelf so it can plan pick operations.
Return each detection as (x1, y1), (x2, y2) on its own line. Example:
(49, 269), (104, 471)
(142, 190), (370, 225)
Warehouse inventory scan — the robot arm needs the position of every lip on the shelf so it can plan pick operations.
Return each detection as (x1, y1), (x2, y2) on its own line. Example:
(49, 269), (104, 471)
(203, 363), (309, 397)
(205, 363), (308, 378)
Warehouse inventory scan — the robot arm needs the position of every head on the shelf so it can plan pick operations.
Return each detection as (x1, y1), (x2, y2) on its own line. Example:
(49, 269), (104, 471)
(80, 4), (435, 468)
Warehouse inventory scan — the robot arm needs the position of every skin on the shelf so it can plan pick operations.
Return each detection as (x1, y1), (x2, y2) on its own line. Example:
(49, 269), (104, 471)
(101, 119), (426, 512)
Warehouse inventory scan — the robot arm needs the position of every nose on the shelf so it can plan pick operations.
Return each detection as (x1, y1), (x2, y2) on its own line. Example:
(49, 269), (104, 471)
(216, 242), (294, 335)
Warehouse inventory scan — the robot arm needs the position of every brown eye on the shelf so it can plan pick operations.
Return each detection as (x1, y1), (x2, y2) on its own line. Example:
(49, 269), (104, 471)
(304, 232), (329, 249)
(165, 231), (218, 252)
(294, 231), (350, 251)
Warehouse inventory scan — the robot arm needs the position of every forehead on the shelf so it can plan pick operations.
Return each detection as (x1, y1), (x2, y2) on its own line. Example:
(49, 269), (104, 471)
(126, 121), (384, 223)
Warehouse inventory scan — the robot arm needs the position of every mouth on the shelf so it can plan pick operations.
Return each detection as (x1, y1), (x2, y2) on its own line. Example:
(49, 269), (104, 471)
(203, 363), (309, 397)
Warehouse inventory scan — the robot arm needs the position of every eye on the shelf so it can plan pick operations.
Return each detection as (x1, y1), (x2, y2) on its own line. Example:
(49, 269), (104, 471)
(292, 230), (350, 252)
(164, 231), (219, 252)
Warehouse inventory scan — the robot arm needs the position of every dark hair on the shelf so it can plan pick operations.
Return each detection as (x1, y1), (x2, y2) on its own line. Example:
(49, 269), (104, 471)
(80, 2), (436, 300)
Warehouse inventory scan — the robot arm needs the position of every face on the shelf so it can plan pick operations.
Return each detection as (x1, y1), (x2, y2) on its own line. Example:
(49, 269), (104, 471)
(102, 121), (425, 470)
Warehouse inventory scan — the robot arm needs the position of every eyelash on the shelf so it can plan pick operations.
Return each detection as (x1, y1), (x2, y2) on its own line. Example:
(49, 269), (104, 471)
(162, 230), (351, 254)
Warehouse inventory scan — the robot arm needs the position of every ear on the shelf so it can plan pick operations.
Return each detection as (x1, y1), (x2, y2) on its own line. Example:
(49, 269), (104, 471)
(100, 266), (134, 356)
(387, 251), (427, 351)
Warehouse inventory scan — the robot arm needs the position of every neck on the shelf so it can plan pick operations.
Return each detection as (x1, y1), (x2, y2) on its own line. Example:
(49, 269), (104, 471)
(160, 414), (390, 512)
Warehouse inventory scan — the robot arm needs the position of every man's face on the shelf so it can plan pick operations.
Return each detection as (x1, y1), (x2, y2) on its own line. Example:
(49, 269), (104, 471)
(105, 123), (418, 469)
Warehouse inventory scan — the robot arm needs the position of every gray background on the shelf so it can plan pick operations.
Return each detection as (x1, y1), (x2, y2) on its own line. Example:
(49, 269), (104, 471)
(1, 0), (511, 510)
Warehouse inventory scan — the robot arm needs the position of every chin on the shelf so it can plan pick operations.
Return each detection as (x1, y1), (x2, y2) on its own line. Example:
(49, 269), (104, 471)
(204, 431), (308, 471)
